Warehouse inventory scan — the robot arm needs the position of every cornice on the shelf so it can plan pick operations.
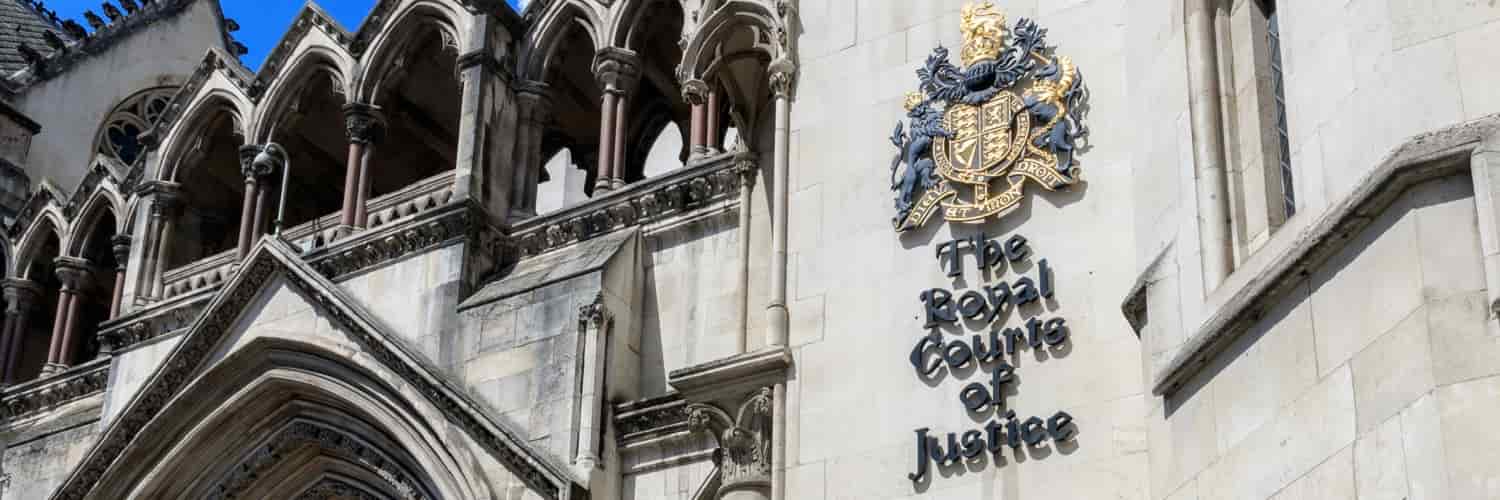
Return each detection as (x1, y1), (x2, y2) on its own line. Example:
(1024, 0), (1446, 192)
(0, 358), (108, 421)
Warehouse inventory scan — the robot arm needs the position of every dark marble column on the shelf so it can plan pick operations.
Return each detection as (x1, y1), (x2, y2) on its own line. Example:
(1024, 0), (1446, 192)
(683, 79), (709, 160)
(236, 144), (270, 258)
(594, 48), (640, 192)
(0, 279), (39, 384)
(343, 103), (384, 229)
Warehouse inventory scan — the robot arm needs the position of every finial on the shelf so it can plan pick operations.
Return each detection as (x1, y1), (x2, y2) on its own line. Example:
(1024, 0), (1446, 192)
(101, 2), (122, 21)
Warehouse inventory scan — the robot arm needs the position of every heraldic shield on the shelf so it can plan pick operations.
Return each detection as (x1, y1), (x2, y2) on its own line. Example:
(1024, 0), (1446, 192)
(890, 1), (1089, 232)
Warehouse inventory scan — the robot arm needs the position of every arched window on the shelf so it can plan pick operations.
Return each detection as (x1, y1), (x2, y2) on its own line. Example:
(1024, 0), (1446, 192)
(94, 87), (177, 166)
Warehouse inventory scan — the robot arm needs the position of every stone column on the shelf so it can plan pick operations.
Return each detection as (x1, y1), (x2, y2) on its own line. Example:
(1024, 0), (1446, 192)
(734, 153), (759, 353)
(108, 235), (130, 319)
(341, 103), (380, 231)
(574, 295), (611, 480)
(683, 79), (710, 160)
(765, 66), (794, 348)
(688, 388), (774, 500)
(707, 85), (723, 153)
(594, 48), (640, 193)
(139, 182), (181, 300)
(236, 144), (269, 258)
(0, 279), (38, 385)
(52, 258), (90, 367)
(765, 61), (795, 500)
(342, 104), (384, 229)
(1185, 0), (1234, 292)
(513, 82), (553, 217)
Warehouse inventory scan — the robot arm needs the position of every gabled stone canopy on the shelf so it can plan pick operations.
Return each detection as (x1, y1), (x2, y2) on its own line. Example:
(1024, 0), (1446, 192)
(49, 237), (584, 500)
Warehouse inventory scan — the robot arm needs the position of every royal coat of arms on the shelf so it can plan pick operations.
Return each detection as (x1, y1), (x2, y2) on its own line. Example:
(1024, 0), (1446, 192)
(891, 1), (1089, 232)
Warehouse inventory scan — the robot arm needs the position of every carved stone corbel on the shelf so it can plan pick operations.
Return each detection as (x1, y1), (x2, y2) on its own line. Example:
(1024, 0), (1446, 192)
(687, 388), (773, 498)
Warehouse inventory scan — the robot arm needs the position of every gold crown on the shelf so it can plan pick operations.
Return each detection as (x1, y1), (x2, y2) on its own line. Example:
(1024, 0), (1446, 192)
(904, 91), (924, 111)
(960, 1), (1007, 67)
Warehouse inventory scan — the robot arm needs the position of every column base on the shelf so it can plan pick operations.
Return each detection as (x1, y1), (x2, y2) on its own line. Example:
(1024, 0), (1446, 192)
(41, 363), (67, 376)
(611, 178), (626, 189)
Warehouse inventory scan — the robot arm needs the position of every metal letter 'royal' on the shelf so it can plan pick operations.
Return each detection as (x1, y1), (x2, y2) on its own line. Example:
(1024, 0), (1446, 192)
(890, 1), (1089, 232)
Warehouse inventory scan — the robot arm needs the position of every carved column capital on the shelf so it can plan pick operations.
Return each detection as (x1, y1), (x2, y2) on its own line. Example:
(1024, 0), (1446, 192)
(734, 152), (760, 188)
(578, 293), (609, 331)
(2, 279), (41, 313)
(594, 47), (642, 96)
(687, 387), (774, 493)
(342, 103), (386, 145)
(681, 79), (709, 106)
(53, 257), (93, 293)
(110, 235), (132, 270)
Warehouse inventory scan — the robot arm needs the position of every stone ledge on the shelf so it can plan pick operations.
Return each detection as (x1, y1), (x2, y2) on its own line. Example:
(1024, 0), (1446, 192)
(1143, 114), (1500, 396)
(667, 347), (792, 403)
(510, 154), (743, 259)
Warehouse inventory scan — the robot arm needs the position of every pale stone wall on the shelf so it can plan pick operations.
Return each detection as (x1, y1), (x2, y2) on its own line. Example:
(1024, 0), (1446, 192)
(0, 396), (102, 500)
(12, 0), (226, 193)
(1145, 175), (1495, 500)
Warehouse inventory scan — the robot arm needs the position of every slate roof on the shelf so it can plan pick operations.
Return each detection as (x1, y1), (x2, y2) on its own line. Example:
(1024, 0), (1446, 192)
(0, 0), (61, 74)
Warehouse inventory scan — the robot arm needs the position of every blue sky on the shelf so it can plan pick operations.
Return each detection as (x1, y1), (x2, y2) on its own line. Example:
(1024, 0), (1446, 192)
(34, 0), (525, 70)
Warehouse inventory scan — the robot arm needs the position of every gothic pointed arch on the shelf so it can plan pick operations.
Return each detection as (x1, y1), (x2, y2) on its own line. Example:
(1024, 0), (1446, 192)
(12, 199), (67, 280)
(518, 0), (603, 82)
(678, 0), (787, 144)
(353, 1), (465, 103)
(62, 185), (124, 259)
(252, 43), (354, 144)
(251, 45), (355, 230)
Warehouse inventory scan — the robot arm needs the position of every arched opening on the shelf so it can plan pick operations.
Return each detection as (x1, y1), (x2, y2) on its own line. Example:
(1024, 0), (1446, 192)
(639, 115), (685, 178)
(537, 12), (604, 200)
(92, 341), (490, 499)
(368, 25), (461, 200)
(167, 106), (245, 269)
(264, 70), (349, 230)
(70, 207), (119, 361)
(619, 0), (688, 182)
(14, 227), (61, 380)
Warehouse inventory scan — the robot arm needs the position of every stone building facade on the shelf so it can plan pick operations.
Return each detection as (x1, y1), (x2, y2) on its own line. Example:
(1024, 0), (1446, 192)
(0, 0), (1492, 499)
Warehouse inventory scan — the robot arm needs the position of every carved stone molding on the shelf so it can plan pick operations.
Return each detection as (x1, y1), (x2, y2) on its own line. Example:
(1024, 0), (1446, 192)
(294, 479), (385, 500)
(511, 156), (741, 259)
(97, 291), (211, 354)
(614, 394), (691, 441)
(0, 359), (108, 421)
(207, 420), (425, 500)
(577, 293), (607, 331)
(687, 388), (773, 493)
(308, 203), (484, 280)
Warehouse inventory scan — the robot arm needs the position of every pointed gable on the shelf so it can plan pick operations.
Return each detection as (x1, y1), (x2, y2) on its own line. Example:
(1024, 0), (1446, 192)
(51, 238), (582, 499)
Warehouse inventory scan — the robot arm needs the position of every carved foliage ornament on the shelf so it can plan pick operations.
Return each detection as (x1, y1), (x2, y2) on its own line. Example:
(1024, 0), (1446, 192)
(686, 388), (773, 491)
(889, 1), (1090, 232)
